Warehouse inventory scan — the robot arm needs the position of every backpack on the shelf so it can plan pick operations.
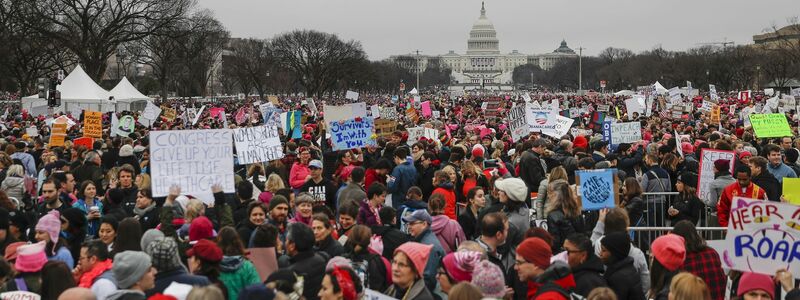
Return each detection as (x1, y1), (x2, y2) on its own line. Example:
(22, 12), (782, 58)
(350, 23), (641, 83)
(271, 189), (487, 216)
(350, 253), (391, 292)
(535, 282), (585, 300)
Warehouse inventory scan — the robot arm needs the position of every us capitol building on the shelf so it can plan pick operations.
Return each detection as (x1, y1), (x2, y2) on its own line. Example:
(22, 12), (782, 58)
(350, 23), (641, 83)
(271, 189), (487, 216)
(390, 2), (579, 90)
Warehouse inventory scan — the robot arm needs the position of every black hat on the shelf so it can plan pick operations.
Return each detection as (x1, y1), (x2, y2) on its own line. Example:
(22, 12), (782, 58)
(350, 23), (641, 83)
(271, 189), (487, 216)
(677, 172), (698, 189)
(601, 232), (631, 261)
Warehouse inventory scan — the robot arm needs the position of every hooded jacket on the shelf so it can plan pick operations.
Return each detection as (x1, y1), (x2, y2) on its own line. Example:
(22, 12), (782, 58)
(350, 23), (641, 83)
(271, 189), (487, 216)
(413, 227), (446, 291)
(571, 255), (607, 297)
(0, 175), (25, 201)
(706, 173), (735, 208)
(432, 182), (457, 220)
(430, 214), (466, 254)
(603, 257), (646, 300)
(106, 289), (146, 300)
(388, 159), (417, 208)
(528, 261), (577, 300)
(219, 255), (262, 300)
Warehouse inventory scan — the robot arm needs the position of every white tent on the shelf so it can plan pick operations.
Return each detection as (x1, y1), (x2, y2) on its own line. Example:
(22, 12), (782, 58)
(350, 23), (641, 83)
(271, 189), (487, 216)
(109, 77), (151, 112)
(22, 65), (120, 116)
(614, 90), (635, 96)
(653, 81), (668, 94)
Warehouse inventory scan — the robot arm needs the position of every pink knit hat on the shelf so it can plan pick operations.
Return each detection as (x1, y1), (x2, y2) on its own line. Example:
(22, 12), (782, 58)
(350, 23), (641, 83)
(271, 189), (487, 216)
(442, 251), (482, 282)
(395, 242), (433, 278)
(651, 234), (686, 271)
(471, 260), (506, 298)
(15, 241), (47, 273)
(35, 211), (61, 244)
(737, 272), (775, 299)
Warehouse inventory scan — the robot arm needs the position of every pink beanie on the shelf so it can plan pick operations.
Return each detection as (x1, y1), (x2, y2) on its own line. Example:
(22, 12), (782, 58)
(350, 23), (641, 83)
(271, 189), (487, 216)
(395, 242), (433, 278)
(471, 260), (506, 298)
(15, 241), (47, 273)
(472, 144), (485, 158)
(442, 251), (482, 282)
(737, 272), (775, 299)
(651, 234), (686, 271)
(36, 211), (61, 244)
(681, 142), (695, 154)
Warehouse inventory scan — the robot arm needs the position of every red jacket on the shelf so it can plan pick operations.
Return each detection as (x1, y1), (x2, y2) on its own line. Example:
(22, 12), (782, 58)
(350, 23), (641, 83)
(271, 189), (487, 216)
(432, 185), (457, 220)
(527, 272), (577, 300)
(717, 181), (766, 227)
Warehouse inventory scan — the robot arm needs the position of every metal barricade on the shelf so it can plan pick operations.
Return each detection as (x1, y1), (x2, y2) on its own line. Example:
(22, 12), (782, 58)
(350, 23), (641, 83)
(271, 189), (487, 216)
(640, 192), (718, 228)
(629, 227), (727, 252)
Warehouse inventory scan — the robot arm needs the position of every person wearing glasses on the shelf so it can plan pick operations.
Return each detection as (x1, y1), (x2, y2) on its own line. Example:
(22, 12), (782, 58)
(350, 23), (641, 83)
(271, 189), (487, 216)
(402, 210), (445, 292)
(515, 237), (577, 300)
(385, 242), (435, 300)
(563, 233), (607, 297)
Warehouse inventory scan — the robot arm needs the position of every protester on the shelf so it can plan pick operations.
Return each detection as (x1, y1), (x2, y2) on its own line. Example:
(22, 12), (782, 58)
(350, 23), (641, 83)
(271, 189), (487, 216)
(403, 209), (445, 291)
(312, 213), (344, 259)
(458, 187), (485, 239)
(564, 233), (607, 297)
(438, 251), (482, 294)
(648, 234), (686, 300)
(187, 239), (229, 299)
(599, 232), (645, 300)
(342, 225), (391, 291)
(108, 251), (157, 300)
(385, 242), (435, 300)
(428, 193), (466, 254)
(668, 272), (712, 300)
(671, 221), (726, 300)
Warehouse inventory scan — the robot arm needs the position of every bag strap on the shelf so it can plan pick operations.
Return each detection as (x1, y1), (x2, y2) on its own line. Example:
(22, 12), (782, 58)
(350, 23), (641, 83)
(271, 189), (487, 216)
(14, 277), (27, 292)
(649, 170), (667, 191)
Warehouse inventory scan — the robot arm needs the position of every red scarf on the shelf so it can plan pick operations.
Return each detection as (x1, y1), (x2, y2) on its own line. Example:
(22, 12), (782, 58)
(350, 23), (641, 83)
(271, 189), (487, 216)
(78, 259), (113, 288)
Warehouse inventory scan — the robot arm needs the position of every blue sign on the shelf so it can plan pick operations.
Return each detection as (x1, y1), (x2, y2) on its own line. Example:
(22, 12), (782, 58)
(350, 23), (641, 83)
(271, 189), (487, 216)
(601, 120), (618, 152)
(578, 169), (616, 211)
(329, 117), (376, 151)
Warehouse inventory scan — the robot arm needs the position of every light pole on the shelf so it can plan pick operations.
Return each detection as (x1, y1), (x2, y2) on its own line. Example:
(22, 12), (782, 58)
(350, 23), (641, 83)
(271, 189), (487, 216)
(577, 46), (584, 91)
(415, 50), (421, 90)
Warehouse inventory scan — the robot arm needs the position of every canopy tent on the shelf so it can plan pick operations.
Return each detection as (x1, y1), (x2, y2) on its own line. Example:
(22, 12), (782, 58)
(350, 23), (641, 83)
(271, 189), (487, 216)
(109, 77), (151, 112)
(614, 90), (635, 96)
(653, 81), (668, 94)
(21, 65), (135, 116)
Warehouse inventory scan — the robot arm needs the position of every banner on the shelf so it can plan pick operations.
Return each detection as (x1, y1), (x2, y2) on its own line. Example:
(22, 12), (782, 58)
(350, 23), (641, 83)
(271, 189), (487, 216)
(697, 149), (735, 200)
(508, 105), (529, 142)
(721, 197), (800, 276)
(542, 115), (575, 139)
(82, 111), (103, 138)
(750, 114), (793, 138)
(609, 122), (642, 144)
(285, 111), (302, 139)
(525, 104), (557, 132)
(150, 129), (235, 202)
(49, 123), (67, 147)
(577, 169), (618, 211)
(328, 117), (376, 151)
(233, 125), (284, 164)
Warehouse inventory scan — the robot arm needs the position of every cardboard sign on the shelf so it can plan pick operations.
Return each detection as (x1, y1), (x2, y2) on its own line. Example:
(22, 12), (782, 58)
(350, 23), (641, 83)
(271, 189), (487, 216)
(379, 107), (398, 120)
(161, 106), (177, 121)
(721, 197), (800, 276)
(526, 104), (557, 132)
(542, 115), (575, 139)
(142, 101), (162, 122)
(750, 114), (793, 138)
(49, 123), (67, 147)
(710, 105), (721, 125)
(625, 97), (645, 116)
(609, 122), (642, 144)
(406, 127), (424, 146)
(508, 105), (529, 142)
(149, 129), (235, 202)
(345, 90), (359, 101)
(697, 149), (735, 201)
(406, 107), (419, 124)
(576, 169), (618, 211)
(783, 178), (800, 205)
(268, 95), (279, 105)
(421, 101), (432, 118)
(73, 137), (93, 150)
(233, 125), (284, 164)
(328, 117), (376, 151)
(81, 111), (103, 138)
(370, 104), (380, 118)
(374, 119), (397, 137)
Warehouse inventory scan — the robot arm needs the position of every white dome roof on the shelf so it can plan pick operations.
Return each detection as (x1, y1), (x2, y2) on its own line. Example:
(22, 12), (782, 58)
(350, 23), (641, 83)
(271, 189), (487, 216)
(471, 2), (495, 31)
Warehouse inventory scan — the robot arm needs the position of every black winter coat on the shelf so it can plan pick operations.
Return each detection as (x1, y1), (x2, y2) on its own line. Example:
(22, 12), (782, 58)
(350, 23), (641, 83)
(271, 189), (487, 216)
(604, 257), (646, 300)
(752, 172), (781, 201)
(546, 209), (585, 253)
(315, 234), (345, 259)
(371, 225), (410, 259)
(287, 250), (327, 300)
(572, 255), (607, 297)
(519, 150), (546, 195)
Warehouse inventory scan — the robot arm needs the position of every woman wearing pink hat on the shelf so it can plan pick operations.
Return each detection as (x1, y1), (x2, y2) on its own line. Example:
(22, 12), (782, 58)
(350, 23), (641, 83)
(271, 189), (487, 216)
(4, 241), (48, 294)
(437, 251), (482, 294)
(35, 210), (74, 269)
(385, 242), (435, 300)
(648, 234), (686, 300)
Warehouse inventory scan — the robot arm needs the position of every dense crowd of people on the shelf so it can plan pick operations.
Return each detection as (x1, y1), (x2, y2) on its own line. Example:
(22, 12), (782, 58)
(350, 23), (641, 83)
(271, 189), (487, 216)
(0, 88), (795, 300)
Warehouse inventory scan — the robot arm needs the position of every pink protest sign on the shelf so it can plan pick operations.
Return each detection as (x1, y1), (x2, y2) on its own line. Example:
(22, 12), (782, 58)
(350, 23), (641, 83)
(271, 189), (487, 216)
(421, 101), (432, 118)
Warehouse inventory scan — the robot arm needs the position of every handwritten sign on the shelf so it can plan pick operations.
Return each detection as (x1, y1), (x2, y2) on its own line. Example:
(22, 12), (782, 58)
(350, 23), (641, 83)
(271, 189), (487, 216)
(328, 117), (376, 151)
(508, 105), (529, 142)
(345, 90), (359, 101)
(49, 123), (67, 147)
(570, 128), (592, 138)
(609, 122), (642, 144)
(161, 106), (177, 121)
(406, 127), (424, 146)
(750, 114), (793, 138)
(577, 169), (617, 211)
(73, 137), (93, 150)
(406, 107), (419, 124)
(597, 104), (610, 112)
(542, 115), (575, 139)
(710, 105), (721, 125)
(370, 104), (380, 118)
(374, 119), (397, 137)
(721, 197), (800, 276)
(25, 126), (38, 137)
(82, 111), (103, 138)
(697, 149), (735, 201)
(150, 129), (235, 202)
(424, 128), (439, 141)
(142, 101), (162, 121)
(233, 125), (284, 164)
(421, 101), (432, 118)
(379, 107), (398, 120)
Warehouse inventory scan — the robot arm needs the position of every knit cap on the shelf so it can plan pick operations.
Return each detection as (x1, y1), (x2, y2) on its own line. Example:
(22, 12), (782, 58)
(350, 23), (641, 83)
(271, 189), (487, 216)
(188, 216), (214, 242)
(269, 195), (289, 211)
(141, 229), (165, 252)
(737, 272), (775, 299)
(516, 237), (552, 269)
(714, 159), (731, 173)
(395, 242), (433, 278)
(186, 239), (223, 263)
(113, 251), (153, 289)
(146, 237), (184, 272)
(677, 172), (698, 189)
(442, 251), (482, 282)
(119, 144), (134, 157)
(471, 144), (485, 158)
(15, 241), (47, 273)
(471, 260), (506, 298)
(35, 210), (61, 245)
(600, 232), (631, 261)
(651, 234), (686, 272)
(325, 256), (353, 272)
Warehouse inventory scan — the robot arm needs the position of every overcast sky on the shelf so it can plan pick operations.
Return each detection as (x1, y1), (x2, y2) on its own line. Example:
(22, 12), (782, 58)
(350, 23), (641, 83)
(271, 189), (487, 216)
(197, 0), (800, 60)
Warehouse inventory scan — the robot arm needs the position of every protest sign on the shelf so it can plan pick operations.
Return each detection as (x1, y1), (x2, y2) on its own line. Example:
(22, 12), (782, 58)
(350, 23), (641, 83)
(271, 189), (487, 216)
(521, 93), (532, 102)
(328, 117), (376, 151)
(0, 291), (41, 300)
(750, 114), (792, 138)
(209, 107), (225, 120)
(625, 97), (644, 116)
(783, 178), (800, 205)
(542, 115), (575, 139)
(710, 105), (721, 125)
(597, 104), (609, 112)
(576, 169), (618, 211)
(233, 125), (284, 164)
(432, 110), (440, 118)
(406, 107), (419, 123)
(25, 126), (38, 137)
(49, 123), (67, 147)
(365, 289), (398, 300)
(161, 106), (177, 121)
(370, 104), (380, 118)
(421, 101), (432, 118)
(150, 129), (235, 203)
(285, 111), (302, 139)
(508, 105), (529, 142)
(379, 107), (398, 120)
(374, 119), (397, 137)
(525, 104), (557, 132)
(234, 107), (248, 125)
(709, 84), (719, 100)
(406, 127), (424, 146)
(323, 103), (367, 122)
(570, 128), (592, 137)
(74, 137), (93, 150)
(247, 247), (278, 282)
(700, 100), (713, 112)
(115, 115), (135, 137)
(345, 90), (359, 101)
(424, 128), (439, 141)
(609, 122), (642, 144)
(697, 149), (735, 200)
(268, 95), (279, 105)
(720, 197), (800, 276)
(142, 101), (162, 121)
(82, 111), (103, 138)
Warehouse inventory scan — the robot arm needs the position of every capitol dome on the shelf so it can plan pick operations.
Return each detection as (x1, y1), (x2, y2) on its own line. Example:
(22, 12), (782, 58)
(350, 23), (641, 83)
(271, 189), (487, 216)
(467, 2), (500, 55)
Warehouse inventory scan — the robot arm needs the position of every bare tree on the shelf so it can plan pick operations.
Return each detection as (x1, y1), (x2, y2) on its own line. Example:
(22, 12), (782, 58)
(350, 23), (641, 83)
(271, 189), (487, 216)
(12, 0), (194, 81)
(227, 38), (274, 99)
(271, 30), (367, 98)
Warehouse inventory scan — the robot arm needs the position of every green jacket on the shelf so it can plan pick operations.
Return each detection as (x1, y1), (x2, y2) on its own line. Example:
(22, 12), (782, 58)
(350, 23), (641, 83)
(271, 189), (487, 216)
(219, 256), (261, 300)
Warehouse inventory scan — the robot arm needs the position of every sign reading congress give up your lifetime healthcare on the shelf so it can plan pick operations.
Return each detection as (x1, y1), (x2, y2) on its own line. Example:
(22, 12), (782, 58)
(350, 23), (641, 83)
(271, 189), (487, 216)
(329, 117), (376, 151)
(150, 129), (235, 199)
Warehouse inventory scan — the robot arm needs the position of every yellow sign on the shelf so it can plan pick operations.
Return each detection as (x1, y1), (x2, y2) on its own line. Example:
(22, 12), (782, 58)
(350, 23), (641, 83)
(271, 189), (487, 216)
(784, 178), (800, 205)
(406, 108), (419, 124)
(710, 105), (720, 125)
(268, 95), (279, 105)
(375, 119), (398, 137)
(49, 123), (67, 147)
(83, 111), (103, 138)
(160, 106), (177, 121)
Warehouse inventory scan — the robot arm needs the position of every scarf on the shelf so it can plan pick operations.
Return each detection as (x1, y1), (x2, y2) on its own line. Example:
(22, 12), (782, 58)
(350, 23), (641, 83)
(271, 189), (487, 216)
(133, 202), (156, 218)
(78, 259), (113, 288)
(290, 213), (311, 226)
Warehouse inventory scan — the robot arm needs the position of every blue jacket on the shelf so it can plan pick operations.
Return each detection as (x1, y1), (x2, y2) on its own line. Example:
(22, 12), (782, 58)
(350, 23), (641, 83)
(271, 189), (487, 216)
(767, 162), (797, 184)
(414, 228), (445, 292)
(388, 158), (417, 208)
